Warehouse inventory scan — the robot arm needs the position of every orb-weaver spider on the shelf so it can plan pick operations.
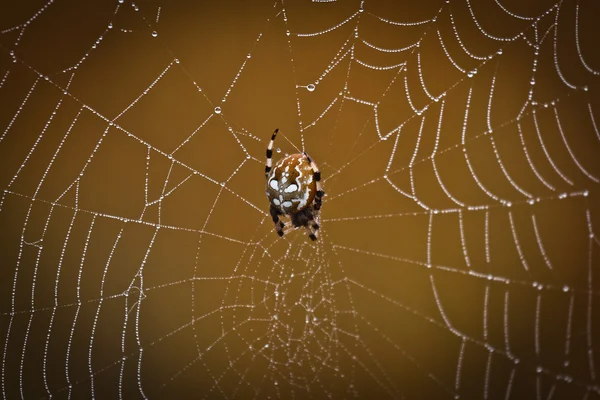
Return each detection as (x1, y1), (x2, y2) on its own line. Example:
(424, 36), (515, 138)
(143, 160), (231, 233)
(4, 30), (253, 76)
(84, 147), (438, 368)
(265, 129), (324, 241)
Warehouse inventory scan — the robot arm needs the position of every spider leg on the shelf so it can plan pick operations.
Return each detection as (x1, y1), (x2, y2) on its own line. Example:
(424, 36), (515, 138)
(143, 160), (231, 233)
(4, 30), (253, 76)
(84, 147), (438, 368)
(305, 226), (317, 241)
(270, 204), (285, 237)
(303, 152), (324, 210)
(312, 202), (321, 223)
(265, 128), (279, 179)
(304, 208), (319, 241)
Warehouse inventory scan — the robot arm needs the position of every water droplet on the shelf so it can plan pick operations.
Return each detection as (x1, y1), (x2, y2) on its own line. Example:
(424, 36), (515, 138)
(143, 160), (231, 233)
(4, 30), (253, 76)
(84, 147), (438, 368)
(583, 190), (589, 197)
(276, 148), (281, 153)
(527, 199), (535, 205)
(247, 54), (251, 59)
(562, 285), (569, 292)
(151, 31), (158, 37)
(307, 83), (316, 92)
(108, 23), (113, 29)
(497, 49), (503, 55)
(214, 106), (221, 114)
(174, 59), (180, 64)
(583, 86), (589, 91)
(118, 0), (124, 3)
(467, 72), (473, 78)
(530, 79), (535, 85)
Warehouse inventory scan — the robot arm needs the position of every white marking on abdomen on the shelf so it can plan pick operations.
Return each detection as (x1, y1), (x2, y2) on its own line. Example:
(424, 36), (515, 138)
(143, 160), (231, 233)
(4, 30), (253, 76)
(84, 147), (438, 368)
(291, 163), (310, 210)
(295, 187), (310, 210)
(272, 198), (280, 205)
(284, 183), (298, 193)
(282, 201), (293, 208)
(269, 180), (279, 190)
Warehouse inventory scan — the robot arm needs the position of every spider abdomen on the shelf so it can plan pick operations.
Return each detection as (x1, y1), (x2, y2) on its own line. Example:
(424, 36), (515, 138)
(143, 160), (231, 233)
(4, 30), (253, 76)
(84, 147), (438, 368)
(266, 153), (316, 215)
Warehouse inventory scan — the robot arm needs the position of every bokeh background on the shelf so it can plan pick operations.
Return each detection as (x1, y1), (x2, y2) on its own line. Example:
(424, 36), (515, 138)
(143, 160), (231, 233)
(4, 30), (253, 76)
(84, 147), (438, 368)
(1, 0), (600, 398)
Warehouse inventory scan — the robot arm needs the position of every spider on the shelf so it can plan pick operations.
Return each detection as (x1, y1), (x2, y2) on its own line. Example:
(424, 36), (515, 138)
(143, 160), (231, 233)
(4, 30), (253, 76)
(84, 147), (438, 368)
(265, 129), (324, 241)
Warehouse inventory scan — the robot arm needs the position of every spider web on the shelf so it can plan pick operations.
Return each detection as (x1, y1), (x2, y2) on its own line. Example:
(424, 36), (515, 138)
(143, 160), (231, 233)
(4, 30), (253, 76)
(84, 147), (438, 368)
(1, 0), (600, 398)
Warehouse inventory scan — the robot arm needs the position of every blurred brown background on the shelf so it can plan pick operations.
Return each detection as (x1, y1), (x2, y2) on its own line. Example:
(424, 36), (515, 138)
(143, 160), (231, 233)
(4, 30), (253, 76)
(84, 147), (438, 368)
(1, 0), (599, 398)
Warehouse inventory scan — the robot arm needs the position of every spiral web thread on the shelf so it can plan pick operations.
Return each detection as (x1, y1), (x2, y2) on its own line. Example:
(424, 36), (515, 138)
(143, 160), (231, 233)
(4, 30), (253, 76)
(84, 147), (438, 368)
(1, 0), (599, 398)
